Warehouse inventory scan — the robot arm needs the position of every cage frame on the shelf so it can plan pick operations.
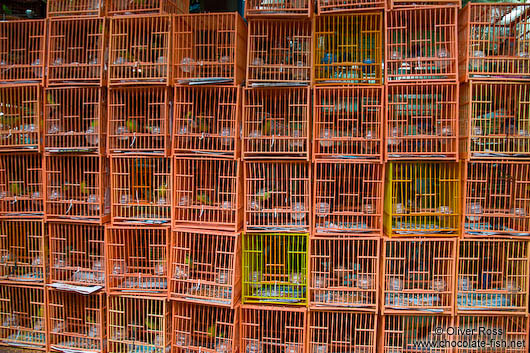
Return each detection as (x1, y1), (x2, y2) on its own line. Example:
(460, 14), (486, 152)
(107, 85), (172, 156)
(317, 0), (386, 14)
(169, 229), (241, 308)
(107, 0), (188, 16)
(309, 236), (380, 311)
(173, 85), (242, 159)
(48, 222), (106, 287)
(173, 12), (248, 85)
(44, 86), (107, 154)
(0, 84), (42, 152)
(381, 237), (457, 315)
(247, 18), (312, 87)
(0, 284), (47, 351)
(0, 219), (46, 285)
(383, 161), (461, 237)
(110, 155), (172, 226)
(0, 19), (45, 85)
(0, 152), (44, 218)
(313, 85), (384, 162)
(313, 160), (384, 236)
(242, 86), (311, 160)
(386, 5), (458, 83)
(459, 3), (530, 82)
(46, 289), (106, 353)
(386, 82), (459, 161)
(44, 154), (110, 224)
(456, 238), (529, 315)
(46, 0), (106, 17)
(245, 0), (313, 18)
(387, 0), (460, 10)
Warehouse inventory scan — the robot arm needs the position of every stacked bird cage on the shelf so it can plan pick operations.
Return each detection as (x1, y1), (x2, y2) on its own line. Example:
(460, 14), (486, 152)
(107, 0), (188, 15)
(316, 0), (385, 13)
(245, 0), (312, 17)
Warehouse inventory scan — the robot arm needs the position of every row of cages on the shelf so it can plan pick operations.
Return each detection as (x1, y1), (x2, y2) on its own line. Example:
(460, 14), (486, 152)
(0, 285), (528, 353)
(2, 155), (530, 237)
(4, 82), (530, 159)
(2, 220), (529, 314)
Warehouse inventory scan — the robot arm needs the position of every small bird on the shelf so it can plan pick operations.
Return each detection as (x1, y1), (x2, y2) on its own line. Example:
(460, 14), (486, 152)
(145, 318), (159, 331)
(126, 118), (138, 133)
(207, 324), (217, 338)
(9, 183), (21, 196)
(196, 192), (212, 205)
(46, 93), (56, 106)
(80, 181), (89, 195)
(256, 188), (272, 202)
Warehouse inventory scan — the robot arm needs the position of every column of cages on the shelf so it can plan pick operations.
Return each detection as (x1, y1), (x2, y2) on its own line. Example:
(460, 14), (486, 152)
(107, 86), (171, 156)
(243, 86), (311, 160)
(107, 0), (188, 15)
(44, 86), (106, 154)
(47, 290), (106, 353)
(382, 238), (456, 314)
(242, 232), (308, 305)
(0, 84), (41, 152)
(245, 161), (311, 232)
(174, 158), (243, 231)
(174, 13), (248, 85)
(110, 156), (172, 225)
(309, 236), (379, 310)
(0, 153), (43, 217)
(316, 0), (386, 14)
(463, 161), (530, 237)
(245, 0), (312, 17)
(106, 226), (169, 295)
(457, 239), (529, 314)
(44, 154), (110, 223)
(47, 0), (105, 17)
(107, 295), (171, 353)
(170, 230), (241, 307)
(0, 284), (47, 351)
(313, 86), (384, 161)
(0, 20), (45, 84)
(46, 17), (107, 86)
(173, 85), (241, 158)
(172, 301), (239, 353)
(48, 222), (105, 286)
(0, 219), (45, 284)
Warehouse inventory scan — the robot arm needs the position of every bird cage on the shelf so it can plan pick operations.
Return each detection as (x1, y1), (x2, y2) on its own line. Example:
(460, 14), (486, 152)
(243, 87), (310, 160)
(106, 226), (169, 295)
(174, 158), (242, 231)
(387, 82), (459, 160)
(247, 19), (312, 86)
(455, 315), (529, 353)
(245, 161), (311, 232)
(317, 0), (385, 14)
(388, 0), (460, 9)
(387, 6), (458, 82)
(460, 3), (530, 82)
(314, 13), (383, 85)
(108, 86), (171, 156)
(44, 86), (106, 154)
(314, 161), (383, 235)
(0, 153), (43, 217)
(382, 238), (456, 314)
(313, 86), (384, 161)
(107, 0), (188, 16)
(464, 161), (530, 238)
(0, 219), (45, 284)
(170, 230), (241, 307)
(47, 17), (107, 86)
(240, 305), (306, 353)
(44, 155), (110, 224)
(0, 20), (45, 84)
(107, 295), (171, 353)
(110, 156), (172, 225)
(108, 15), (171, 85)
(172, 302), (239, 353)
(384, 162), (460, 237)
(173, 85), (240, 158)
(48, 290), (106, 353)
(380, 314), (453, 353)
(48, 222), (105, 286)
(0, 284), (46, 351)
(0, 84), (41, 152)
(245, 0), (312, 17)
(460, 82), (530, 159)
(47, 0), (105, 17)
(309, 236), (379, 310)
(174, 13), (247, 85)
(308, 311), (377, 353)
(457, 239), (529, 314)
(242, 232), (308, 305)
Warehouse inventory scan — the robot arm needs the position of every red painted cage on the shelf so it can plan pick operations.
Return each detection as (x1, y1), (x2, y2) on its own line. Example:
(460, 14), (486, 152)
(47, 0), (105, 17)
(107, 0), (188, 16)
(245, 0), (312, 17)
